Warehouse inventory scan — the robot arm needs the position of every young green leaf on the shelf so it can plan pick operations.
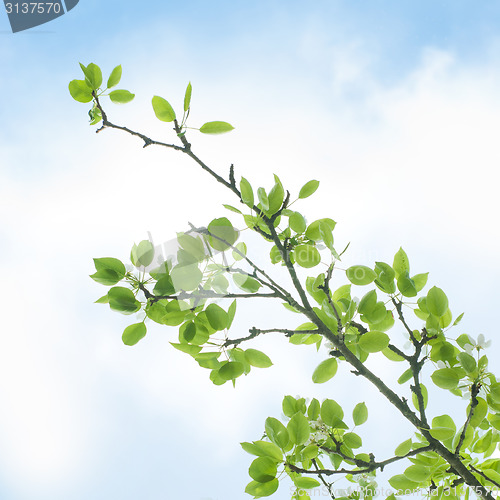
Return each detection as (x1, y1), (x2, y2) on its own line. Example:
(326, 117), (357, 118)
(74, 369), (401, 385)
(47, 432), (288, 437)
(321, 399), (344, 427)
(393, 247), (410, 277)
(299, 180), (320, 199)
(431, 368), (459, 390)
(108, 286), (140, 314)
(257, 187), (270, 211)
(245, 479), (279, 497)
(240, 177), (254, 207)
(311, 358), (338, 383)
(135, 240), (155, 267)
(352, 402), (368, 425)
(207, 217), (238, 251)
(426, 286), (449, 317)
(294, 244), (321, 268)
(109, 89), (135, 104)
(218, 361), (245, 380)
(346, 266), (377, 286)
(152, 95), (176, 122)
(79, 62), (102, 90)
(358, 331), (390, 353)
(68, 79), (93, 103)
(245, 349), (273, 368)
(205, 303), (228, 331)
(394, 438), (412, 457)
(184, 82), (192, 112)
(107, 65), (122, 88)
(265, 417), (289, 449)
(287, 412), (310, 445)
(122, 322), (147, 346)
(295, 477), (320, 489)
(248, 456), (277, 483)
(199, 121), (234, 134)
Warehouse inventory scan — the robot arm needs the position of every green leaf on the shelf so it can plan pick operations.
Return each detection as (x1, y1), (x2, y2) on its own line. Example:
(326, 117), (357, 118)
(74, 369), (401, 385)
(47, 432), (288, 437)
(282, 395), (297, 417)
(358, 290), (377, 315)
(453, 312), (465, 326)
(223, 204), (242, 214)
(109, 89), (135, 104)
(427, 286), (449, 317)
(308, 399), (320, 420)
(107, 65), (122, 88)
(184, 82), (192, 112)
(233, 273), (262, 293)
(382, 347), (405, 362)
(240, 177), (254, 207)
(170, 264), (203, 291)
(92, 257), (125, 279)
(412, 383), (428, 410)
(218, 361), (244, 380)
(358, 331), (389, 353)
(199, 121), (234, 134)
(249, 456), (277, 483)
(232, 242), (247, 261)
(393, 247), (410, 277)
(205, 303), (228, 331)
(321, 399), (344, 428)
(431, 368), (459, 390)
(265, 417), (289, 449)
(352, 402), (368, 426)
(122, 322), (147, 346)
(153, 275), (175, 296)
(397, 272), (417, 297)
(295, 477), (320, 489)
(299, 180), (320, 199)
(312, 358), (338, 383)
(79, 62), (102, 90)
(294, 244), (321, 268)
(412, 272), (429, 292)
(245, 479), (279, 497)
(178, 233), (207, 262)
(343, 432), (362, 449)
(404, 464), (431, 482)
(257, 187), (270, 211)
(346, 266), (377, 286)
(169, 342), (202, 356)
(95, 294), (109, 304)
(207, 217), (238, 251)
(490, 383), (500, 404)
(374, 261), (396, 293)
(152, 95), (176, 122)
(398, 368), (413, 385)
(289, 212), (307, 234)
(395, 438), (412, 457)
(135, 240), (155, 267)
(68, 79), (93, 103)
(287, 413), (310, 446)
(267, 175), (284, 215)
(458, 352), (477, 374)
(241, 440), (283, 461)
(108, 286), (140, 314)
(90, 269), (123, 286)
(388, 475), (419, 492)
(305, 218), (336, 241)
(227, 300), (237, 329)
(245, 349), (273, 368)
(470, 397), (488, 427)
(430, 414), (456, 441)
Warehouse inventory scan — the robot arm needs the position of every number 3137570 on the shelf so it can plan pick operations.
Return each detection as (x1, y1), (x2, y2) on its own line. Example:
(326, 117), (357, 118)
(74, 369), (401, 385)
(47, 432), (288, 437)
(5, 3), (62, 14)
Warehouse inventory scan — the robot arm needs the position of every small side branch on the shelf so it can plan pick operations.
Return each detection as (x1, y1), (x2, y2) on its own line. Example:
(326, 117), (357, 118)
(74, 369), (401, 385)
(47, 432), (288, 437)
(223, 327), (314, 348)
(455, 382), (480, 454)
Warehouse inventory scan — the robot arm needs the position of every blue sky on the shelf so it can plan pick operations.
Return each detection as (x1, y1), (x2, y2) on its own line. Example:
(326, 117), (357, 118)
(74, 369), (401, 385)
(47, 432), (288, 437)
(1, 2), (500, 500)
